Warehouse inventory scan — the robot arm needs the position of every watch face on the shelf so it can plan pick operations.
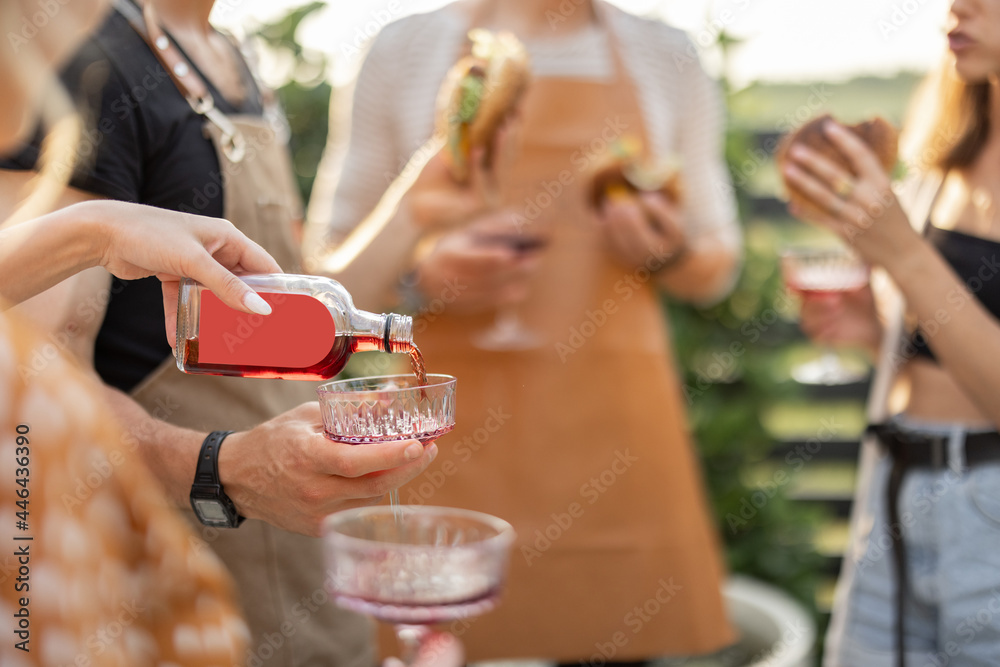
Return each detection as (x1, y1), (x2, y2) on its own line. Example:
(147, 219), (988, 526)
(193, 498), (230, 524)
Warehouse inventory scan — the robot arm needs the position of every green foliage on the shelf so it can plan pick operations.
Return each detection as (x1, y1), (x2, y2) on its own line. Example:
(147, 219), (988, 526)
(669, 221), (828, 613)
(251, 2), (331, 203)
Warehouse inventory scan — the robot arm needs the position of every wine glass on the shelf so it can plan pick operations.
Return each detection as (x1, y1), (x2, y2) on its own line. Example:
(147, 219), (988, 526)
(317, 374), (457, 511)
(781, 246), (871, 385)
(323, 505), (515, 665)
(469, 223), (550, 351)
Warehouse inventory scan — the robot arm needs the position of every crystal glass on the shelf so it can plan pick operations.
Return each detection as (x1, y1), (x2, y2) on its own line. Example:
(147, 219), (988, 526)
(781, 246), (871, 385)
(469, 222), (550, 352)
(317, 374), (456, 509)
(323, 505), (515, 664)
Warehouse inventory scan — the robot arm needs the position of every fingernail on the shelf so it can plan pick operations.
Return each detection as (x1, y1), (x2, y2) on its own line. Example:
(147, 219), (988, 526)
(426, 443), (439, 462)
(404, 442), (423, 460)
(243, 291), (272, 315)
(789, 145), (807, 160)
(824, 120), (844, 134)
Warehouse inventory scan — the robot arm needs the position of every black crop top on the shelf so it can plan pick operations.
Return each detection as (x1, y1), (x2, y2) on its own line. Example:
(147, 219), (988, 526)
(909, 225), (1000, 360)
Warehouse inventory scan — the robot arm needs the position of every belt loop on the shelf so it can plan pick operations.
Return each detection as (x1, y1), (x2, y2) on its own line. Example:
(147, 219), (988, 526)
(947, 424), (966, 474)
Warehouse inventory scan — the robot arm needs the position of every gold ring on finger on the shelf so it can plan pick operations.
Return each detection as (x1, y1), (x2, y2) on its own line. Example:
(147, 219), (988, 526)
(834, 178), (855, 199)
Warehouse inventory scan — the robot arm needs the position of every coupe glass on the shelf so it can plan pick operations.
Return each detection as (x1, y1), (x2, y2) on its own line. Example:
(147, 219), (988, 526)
(317, 374), (456, 510)
(470, 225), (550, 352)
(781, 246), (871, 385)
(323, 505), (515, 665)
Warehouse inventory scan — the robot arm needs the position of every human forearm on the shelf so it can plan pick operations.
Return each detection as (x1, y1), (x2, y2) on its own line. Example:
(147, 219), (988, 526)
(0, 203), (106, 304)
(100, 384), (205, 507)
(657, 240), (740, 305)
(885, 237), (1000, 426)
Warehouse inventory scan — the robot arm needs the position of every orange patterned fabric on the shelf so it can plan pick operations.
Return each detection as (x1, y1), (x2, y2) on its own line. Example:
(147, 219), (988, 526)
(0, 309), (248, 666)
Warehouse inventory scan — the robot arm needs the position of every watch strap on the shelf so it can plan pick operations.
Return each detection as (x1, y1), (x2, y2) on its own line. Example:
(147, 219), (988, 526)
(194, 429), (234, 486)
(191, 430), (245, 527)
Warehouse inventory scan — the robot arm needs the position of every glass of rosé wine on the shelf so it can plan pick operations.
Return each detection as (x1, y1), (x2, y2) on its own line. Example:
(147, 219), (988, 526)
(317, 373), (456, 513)
(323, 505), (514, 665)
(781, 246), (871, 385)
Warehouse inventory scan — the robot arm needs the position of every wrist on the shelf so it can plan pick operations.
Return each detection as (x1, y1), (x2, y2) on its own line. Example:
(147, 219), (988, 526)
(190, 430), (245, 528)
(65, 200), (113, 270)
(879, 233), (935, 286)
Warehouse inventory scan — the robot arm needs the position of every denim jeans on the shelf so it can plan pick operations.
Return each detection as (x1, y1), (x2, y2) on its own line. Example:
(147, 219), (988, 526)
(825, 419), (1000, 666)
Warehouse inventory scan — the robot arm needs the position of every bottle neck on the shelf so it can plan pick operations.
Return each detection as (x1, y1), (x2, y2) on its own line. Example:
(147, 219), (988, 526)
(351, 311), (414, 353)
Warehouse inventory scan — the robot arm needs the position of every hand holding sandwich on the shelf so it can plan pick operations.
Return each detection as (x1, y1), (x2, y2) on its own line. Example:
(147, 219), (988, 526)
(778, 116), (922, 270)
(598, 191), (688, 271)
(588, 138), (689, 271)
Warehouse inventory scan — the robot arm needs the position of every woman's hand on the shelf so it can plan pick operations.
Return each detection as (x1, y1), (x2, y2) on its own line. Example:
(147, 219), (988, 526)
(408, 119), (519, 230)
(412, 209), (541, 315)
(781, 121), (924, 268)
(797, 284), (882, 358)
(85, 200), (282, 342)
(596, 191), (688, 271)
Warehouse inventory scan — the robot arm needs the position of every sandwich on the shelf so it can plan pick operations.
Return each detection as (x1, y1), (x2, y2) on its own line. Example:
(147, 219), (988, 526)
(587, 137), (684, 210)
(435, 29), (531, 182)
(776, 114), (898, 217)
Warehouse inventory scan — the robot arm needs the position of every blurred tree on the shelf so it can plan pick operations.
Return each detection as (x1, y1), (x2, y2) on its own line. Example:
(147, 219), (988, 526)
(251, 2), (331, 203)
(668, 4), (829, 623)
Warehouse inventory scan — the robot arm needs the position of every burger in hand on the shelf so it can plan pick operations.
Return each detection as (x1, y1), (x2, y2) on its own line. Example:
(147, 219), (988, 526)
(435, 29), (531, 183)
(587, 137), (684, 213)
(776, 114), (898, 219)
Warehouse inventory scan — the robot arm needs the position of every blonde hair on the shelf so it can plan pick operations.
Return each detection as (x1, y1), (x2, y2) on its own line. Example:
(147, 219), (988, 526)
(901, 54), (990, 174)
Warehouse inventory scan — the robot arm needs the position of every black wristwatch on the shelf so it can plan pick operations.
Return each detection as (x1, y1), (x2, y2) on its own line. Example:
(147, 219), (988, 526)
(190, 430), (245, 528)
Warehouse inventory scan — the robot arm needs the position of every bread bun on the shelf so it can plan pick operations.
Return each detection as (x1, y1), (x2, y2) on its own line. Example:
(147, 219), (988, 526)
(587, 140), (683, 209)
(435, 30), (531, 182)
(776, 114), (898, 217)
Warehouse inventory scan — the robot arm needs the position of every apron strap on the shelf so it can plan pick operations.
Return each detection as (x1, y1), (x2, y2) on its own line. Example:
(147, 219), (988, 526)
(113, 0), (247, 163)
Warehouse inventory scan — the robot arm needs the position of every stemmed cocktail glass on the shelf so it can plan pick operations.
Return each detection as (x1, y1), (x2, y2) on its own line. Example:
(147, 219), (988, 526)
(781, 246), (871, 385)
(323, 505), (515, 664)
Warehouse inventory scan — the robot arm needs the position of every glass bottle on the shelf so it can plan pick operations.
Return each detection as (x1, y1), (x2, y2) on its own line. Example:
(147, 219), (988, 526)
(175, 274), (413, 380)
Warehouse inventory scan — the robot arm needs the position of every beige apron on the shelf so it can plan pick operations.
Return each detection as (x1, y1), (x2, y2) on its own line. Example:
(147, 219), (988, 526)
(393, 10), (735, 662)
(115, 5), (373, 664)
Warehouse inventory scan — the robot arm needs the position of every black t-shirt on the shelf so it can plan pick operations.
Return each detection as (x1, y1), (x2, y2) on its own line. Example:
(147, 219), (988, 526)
(0, 9), (264, 392)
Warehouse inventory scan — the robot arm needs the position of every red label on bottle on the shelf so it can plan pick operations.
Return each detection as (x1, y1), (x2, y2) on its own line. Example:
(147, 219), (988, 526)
(198, 291), (336, 368)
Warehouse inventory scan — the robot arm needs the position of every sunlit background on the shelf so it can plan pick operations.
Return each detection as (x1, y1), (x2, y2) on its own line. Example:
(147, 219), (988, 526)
(207, 2), (957, 648)
(214, 0), (951, 87)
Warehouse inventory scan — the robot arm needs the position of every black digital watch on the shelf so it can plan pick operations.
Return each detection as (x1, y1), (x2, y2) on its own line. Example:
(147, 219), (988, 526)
(190, 430), (245, 528)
